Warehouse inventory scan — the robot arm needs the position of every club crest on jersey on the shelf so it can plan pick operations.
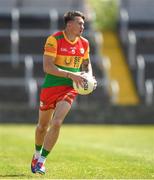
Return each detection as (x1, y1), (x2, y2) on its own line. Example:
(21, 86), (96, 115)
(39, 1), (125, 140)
(80, 48), (84, 54)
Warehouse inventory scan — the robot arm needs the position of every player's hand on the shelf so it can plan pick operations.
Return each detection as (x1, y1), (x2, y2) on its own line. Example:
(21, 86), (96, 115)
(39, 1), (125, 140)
(81, 72), (97, 90)
(69, 72), (86, 88)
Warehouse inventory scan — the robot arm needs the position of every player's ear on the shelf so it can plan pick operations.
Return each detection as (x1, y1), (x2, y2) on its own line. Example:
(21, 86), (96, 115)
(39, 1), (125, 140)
(67, 21), (73, 28)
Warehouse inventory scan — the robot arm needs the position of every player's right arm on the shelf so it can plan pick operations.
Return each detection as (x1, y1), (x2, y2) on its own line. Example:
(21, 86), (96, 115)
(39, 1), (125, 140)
(43, 36), (84, 87)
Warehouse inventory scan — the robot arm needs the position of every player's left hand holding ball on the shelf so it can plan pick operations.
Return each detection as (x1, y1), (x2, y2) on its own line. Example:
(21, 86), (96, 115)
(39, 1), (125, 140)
(81, 72), (97, 90)
(73, 72), (97, 95)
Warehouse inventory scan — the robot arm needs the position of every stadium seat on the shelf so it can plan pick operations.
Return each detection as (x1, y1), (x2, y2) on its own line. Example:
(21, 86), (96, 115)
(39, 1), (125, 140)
(0, 35), (11, 54)
(119, 0), (154, 104)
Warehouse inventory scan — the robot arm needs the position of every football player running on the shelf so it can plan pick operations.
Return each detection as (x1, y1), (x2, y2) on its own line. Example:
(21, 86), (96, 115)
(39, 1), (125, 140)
(31, 10), (97, 175)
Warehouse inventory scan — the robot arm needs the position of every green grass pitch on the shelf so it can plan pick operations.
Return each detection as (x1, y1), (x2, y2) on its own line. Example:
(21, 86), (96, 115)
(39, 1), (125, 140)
(0, 124), (154, 179)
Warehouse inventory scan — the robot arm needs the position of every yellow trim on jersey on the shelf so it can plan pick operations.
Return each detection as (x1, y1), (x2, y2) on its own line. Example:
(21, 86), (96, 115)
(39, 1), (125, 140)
(44, 51), (56, 57)
(44, 35), (57, 57)
(83, 45), (89, 60)
(54, 55), (83, 68)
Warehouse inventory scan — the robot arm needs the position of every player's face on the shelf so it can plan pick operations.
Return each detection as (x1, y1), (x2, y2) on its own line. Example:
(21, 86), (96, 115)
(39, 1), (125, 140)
(70, 16), (84, 36)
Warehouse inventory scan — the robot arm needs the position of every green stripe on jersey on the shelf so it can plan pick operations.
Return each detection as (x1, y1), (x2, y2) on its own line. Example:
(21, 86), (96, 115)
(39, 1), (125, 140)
(55, 34), (64, 40)
(42, 65), (80, 88)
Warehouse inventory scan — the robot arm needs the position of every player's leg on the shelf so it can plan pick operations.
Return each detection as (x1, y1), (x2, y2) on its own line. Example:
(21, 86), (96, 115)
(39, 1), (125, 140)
(35, 100), (72, 174)
(44, 100), (71, 150)
(35, 109), (54, 148)
(31, 109), (54, 173)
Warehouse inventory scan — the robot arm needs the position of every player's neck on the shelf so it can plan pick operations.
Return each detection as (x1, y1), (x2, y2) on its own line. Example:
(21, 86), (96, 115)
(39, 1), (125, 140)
(64, 29), (77, 42)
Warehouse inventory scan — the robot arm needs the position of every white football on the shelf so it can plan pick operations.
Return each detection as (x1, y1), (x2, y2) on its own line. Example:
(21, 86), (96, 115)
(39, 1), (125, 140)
(73, 73), (95, 95)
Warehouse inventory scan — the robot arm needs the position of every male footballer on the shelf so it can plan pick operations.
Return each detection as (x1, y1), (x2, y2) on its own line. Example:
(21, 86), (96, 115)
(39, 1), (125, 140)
(31, 10), (96, 174)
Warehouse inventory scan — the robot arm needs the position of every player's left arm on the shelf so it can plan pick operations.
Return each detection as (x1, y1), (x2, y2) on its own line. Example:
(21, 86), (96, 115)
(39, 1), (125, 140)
(81, 43), (93, 75)
(81, 58), (93, 76)
(81, 42), (97, 89)
(81, 58), (97, 89)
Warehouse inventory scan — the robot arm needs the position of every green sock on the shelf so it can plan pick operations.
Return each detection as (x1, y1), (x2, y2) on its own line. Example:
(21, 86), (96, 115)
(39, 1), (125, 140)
(41, 148), (50, 158)
(35, 144), (42, 152)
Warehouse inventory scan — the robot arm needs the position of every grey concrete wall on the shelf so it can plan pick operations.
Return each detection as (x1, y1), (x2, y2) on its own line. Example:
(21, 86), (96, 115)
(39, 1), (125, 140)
(0, 105), (154, 124)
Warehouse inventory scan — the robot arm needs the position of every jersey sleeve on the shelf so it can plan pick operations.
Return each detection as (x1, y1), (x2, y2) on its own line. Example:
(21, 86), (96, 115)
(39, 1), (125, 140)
(44, 36), (57, 57)
(83, 43), (90, 60)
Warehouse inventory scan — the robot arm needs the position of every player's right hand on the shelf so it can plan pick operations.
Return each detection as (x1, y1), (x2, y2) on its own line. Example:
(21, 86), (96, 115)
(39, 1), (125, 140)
(68, 72), (85, 88)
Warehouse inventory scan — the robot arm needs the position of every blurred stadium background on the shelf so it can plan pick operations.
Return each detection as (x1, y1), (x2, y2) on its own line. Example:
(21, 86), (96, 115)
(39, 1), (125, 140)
(0, 0), (154, 124)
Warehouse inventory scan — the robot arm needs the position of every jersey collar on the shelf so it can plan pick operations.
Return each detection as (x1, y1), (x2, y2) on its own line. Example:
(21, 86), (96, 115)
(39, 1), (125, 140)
(63, 31), (79, 45)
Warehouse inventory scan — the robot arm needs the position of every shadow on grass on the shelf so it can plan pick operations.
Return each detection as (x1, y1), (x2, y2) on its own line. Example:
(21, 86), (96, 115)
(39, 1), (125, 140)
(0, 173), (43, 179)
(0, 174), (27, 178)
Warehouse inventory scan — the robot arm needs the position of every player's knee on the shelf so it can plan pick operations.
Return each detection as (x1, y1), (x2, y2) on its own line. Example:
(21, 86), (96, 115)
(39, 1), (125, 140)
(37, 124), (48, 133)
(52, 119), (62, 129)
